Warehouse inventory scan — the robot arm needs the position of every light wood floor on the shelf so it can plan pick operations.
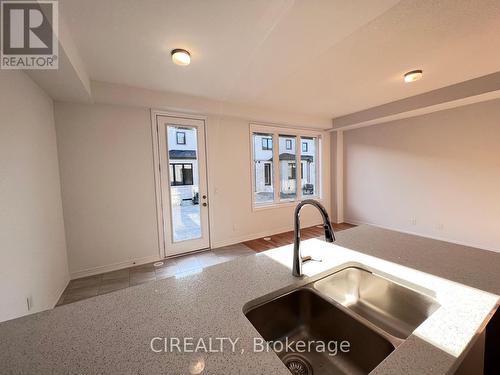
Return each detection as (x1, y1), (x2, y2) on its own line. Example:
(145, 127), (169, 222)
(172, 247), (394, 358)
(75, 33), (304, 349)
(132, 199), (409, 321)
(243, 223), (356, 252)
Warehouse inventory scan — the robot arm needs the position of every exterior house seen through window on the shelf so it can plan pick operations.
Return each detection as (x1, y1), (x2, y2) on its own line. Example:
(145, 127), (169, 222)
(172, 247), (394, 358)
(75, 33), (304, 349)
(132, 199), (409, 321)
(167, 126), (198, 201)
(170, 163), (193, 186)
(166, 125), (201, 242)
(251, 125), (321, 207)
(279, 135), (297, 200)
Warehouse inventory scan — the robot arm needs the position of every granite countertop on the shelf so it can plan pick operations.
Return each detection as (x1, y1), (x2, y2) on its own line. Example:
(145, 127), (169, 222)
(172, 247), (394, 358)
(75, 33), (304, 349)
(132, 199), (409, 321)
(334, 225), (500, 296)
(0, 225), (499, 374)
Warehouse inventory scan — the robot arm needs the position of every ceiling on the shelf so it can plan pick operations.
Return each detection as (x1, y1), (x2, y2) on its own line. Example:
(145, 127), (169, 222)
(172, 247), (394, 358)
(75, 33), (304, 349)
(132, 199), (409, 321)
(59, 0), (500, 118)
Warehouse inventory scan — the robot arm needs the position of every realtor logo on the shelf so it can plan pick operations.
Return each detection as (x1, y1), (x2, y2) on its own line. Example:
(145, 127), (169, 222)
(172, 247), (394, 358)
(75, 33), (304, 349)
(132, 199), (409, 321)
(1, 0), (58, 69)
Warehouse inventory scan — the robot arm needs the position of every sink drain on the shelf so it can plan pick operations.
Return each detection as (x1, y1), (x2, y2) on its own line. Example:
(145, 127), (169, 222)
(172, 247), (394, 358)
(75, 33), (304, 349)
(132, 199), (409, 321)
(283, 354), (313, 375)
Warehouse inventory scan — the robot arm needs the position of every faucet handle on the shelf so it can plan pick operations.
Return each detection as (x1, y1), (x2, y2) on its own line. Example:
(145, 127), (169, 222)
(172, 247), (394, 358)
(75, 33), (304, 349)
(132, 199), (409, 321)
(302, 255), (322, 263)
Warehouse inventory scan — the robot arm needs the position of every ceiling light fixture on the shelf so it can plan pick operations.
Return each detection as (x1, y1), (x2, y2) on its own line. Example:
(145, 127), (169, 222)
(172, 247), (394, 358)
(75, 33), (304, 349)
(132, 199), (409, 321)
(404, 69), (423, 83)
(171, 49), (191, 66)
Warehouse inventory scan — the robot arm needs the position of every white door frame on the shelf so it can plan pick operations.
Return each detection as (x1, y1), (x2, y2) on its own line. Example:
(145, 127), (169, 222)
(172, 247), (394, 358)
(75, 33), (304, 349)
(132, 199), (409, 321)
(150, 110), (211, 258)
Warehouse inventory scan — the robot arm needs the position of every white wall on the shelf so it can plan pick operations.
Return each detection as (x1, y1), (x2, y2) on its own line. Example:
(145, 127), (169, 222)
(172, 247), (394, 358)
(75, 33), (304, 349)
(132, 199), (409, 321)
(0, 71), (69, 322)
(54, 103), (159, 277)
(343, 98), (500, 252)
(54, 99), (331, 277)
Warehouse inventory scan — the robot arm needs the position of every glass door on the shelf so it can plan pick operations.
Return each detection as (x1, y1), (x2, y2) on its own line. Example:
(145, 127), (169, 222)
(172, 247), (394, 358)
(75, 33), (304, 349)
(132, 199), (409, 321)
(157, 115), (210, 256)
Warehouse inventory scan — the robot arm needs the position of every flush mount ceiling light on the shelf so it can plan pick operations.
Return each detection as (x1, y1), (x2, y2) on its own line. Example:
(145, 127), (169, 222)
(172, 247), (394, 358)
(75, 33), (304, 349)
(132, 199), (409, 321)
(171, 49), (191, 66)
(404, 69), (423, 83)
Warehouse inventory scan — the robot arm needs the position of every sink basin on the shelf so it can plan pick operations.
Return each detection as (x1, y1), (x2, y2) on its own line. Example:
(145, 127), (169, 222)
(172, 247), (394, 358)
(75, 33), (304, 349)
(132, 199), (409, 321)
(244, 288), (395, 375)
(313, 267), (440, 339)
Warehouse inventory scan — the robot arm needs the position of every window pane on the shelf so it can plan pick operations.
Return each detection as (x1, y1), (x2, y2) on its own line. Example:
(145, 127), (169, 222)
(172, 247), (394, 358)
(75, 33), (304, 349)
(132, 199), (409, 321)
(301, 136), (317, 196)
(169, 164), (194, 186)
(167, 125), (201, 242)
(279, 135), (296, 200)
(261, 137), (272, 150)
(253, 133), (274, 204)
(176, 131), (186, 144)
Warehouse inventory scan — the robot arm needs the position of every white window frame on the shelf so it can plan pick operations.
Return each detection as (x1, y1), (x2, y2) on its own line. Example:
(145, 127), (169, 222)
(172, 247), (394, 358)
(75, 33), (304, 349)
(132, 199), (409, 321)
(250, 123), (323, 210)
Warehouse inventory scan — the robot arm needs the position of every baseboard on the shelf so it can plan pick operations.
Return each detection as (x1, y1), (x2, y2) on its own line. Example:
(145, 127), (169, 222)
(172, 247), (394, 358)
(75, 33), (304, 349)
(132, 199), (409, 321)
(344, 218), (498, 253)
(70, 254), (162, 280)
(70, 220), (335, 278)
(51, 273), (70, 308)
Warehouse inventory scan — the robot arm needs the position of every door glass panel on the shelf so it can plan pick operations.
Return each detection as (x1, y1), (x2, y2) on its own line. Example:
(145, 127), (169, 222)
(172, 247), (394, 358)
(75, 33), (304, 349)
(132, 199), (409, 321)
(300, 136), (317, 197)
(253, 132), (274, 204)
(279, 135), (297, 201)
(167, 125), (201, 242)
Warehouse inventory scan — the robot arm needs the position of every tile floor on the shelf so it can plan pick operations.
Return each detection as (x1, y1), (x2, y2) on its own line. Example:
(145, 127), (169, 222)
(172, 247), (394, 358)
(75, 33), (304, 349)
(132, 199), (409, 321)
(56, 243), (254, 306)
(56, 223), (355, 307)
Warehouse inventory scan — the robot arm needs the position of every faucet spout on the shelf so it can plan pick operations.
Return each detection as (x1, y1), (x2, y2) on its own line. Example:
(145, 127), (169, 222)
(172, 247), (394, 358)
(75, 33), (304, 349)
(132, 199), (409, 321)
(293, 199), (335, 277)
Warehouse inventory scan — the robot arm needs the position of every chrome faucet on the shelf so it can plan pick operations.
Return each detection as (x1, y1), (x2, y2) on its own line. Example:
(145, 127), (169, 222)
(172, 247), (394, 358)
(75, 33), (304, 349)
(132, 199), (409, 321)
(293, 199), (335, 277)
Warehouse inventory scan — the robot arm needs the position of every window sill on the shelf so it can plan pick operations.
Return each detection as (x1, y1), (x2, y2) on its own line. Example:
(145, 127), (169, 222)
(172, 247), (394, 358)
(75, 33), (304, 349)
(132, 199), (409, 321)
(252, 197), (322, 212)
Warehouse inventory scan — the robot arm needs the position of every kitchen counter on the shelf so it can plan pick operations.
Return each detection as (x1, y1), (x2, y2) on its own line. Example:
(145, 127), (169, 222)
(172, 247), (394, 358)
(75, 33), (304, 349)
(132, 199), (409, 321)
(334, 225), (500, 296)
(0, 225), (498, 374)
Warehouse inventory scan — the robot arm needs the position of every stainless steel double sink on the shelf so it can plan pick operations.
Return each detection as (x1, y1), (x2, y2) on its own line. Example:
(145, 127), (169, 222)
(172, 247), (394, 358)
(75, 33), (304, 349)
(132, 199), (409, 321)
(244, 266), (440, 375)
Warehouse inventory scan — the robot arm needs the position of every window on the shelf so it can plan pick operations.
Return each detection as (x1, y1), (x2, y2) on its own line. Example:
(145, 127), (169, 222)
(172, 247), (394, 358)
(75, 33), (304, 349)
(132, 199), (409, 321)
(280, 135), (297, 200)
(301, 136), (317, 196)
(251, 125), (321, 207)
(176, 131), (186, 145)
(264, 163), (272, 186)
(262, 137), (272, 150)
(253, 133), (274, 204)
(169, 163), (193, 186)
